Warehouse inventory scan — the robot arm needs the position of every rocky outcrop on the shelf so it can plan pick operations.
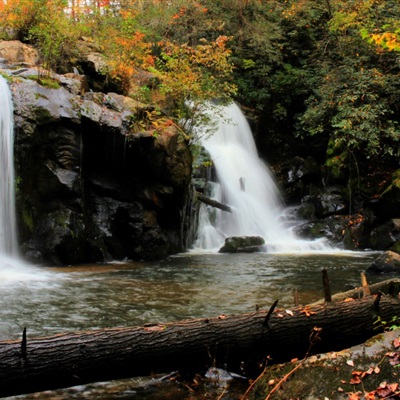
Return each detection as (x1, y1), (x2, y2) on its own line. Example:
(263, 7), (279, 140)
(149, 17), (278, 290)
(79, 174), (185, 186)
(3, 56), (192, 265)
(0, 40), (40, 68)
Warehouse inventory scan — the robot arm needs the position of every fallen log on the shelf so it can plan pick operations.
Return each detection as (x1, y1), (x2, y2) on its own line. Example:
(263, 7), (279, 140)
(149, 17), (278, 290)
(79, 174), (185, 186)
(196, 192), (232, 212)
(311, 277), (400, 305)
(0, 290), (400, 397)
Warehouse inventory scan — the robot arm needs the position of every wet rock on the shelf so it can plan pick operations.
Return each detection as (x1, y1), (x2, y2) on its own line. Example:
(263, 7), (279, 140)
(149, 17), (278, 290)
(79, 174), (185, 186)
(366, 251), (400, 274)
(280, 156), (322, 203)
(295, 188), (348, 220)
(219, 236), (265, 253)
(294, 215), (347, 244)
(370, 219), (400, 250)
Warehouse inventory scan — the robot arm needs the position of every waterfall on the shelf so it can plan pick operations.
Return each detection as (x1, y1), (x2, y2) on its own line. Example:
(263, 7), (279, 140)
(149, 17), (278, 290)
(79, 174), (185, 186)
(194, 102), (329, 253)
(0, 76), (49, 279)
(0, 76), (18, 256)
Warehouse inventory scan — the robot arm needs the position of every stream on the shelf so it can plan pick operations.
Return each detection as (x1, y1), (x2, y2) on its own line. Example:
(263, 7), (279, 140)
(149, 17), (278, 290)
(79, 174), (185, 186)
(2, 250), (382, 399)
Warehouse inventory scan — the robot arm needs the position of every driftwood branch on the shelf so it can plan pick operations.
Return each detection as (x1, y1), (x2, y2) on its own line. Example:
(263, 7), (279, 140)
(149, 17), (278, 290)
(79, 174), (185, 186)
(196, 192), (232, 212)
(0, 285), (399, 397)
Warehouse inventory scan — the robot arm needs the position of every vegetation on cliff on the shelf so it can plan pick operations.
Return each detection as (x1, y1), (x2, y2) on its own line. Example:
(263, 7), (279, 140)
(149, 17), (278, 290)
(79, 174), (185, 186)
(0, 0), (399, 191)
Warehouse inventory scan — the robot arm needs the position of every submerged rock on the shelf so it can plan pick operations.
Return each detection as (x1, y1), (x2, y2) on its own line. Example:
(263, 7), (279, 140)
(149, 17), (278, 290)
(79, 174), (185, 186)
(219, 236), (265, 253)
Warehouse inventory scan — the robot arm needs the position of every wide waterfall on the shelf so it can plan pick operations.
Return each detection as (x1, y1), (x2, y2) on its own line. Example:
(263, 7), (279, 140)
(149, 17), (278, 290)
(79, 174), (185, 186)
(194, 102), (330, 253)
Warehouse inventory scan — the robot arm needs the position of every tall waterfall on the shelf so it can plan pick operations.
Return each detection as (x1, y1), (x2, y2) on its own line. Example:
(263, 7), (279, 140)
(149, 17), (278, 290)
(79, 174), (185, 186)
(0, 76), (18, 257)
(194, 102), (329, 252)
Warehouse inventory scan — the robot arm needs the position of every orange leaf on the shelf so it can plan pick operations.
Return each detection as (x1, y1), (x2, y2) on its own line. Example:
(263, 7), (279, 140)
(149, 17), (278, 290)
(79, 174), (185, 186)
(350, 376), (362, 385)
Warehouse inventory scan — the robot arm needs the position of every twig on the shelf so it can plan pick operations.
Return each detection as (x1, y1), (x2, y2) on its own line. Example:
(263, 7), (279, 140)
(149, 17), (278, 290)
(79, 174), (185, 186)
(240, 362), (269, 400)
(216, 386), (228, 400)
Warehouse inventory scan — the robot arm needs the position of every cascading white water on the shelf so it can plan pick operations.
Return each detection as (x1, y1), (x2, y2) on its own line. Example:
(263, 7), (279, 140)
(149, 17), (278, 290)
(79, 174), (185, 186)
(194, 102), (330, 252)
(0, 76), (18, 256)
(0, 75), (51, 279)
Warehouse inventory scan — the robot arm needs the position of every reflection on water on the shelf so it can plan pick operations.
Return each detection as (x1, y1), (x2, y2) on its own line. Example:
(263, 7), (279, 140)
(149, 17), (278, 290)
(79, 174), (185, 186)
(0, 251), (382, 399)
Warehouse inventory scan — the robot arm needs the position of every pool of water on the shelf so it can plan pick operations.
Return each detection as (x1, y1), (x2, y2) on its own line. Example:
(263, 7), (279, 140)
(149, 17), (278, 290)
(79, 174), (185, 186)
(1, 250), (383, 399)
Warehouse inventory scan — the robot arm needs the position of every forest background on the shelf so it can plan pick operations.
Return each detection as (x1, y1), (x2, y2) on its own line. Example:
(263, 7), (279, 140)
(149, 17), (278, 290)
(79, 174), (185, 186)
(0, 0), (399, 197)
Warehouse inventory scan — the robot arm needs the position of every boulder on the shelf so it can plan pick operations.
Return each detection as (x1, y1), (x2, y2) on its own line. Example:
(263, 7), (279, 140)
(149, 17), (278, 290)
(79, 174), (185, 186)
(366, 251), (400, 274)
(0, 40), (40, 68)
(219, 236), (265, 253)
(370, 219), (400, 250)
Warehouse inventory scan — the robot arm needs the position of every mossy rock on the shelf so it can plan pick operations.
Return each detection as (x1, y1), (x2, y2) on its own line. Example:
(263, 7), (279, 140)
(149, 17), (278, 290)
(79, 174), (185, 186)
(250, 330), (400, 399)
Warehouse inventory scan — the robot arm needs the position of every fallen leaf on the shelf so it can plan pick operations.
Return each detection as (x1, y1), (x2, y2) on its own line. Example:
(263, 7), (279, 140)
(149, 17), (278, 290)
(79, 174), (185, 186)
(277, 313), (284, 318)
(218, 314), (227, 319)
(352, 370), (363, 376)
(350, 376), (362, 385)
(365, 367), (374, 375)
(347, 360), (355, 367)
(344, 297), (354, 302)
(268, 379), (275, 386)
(348, 392), (360, 400)
(337, 387), (344, 392)
(300, 307), (317, 317)
(388, 383), (399, 392)
(364, 391), (376, 400)
(285, 309), (294, 316)
(341, 380), (347, 384)
(393, 337), (400, 348)
(374, 366), (381, 374)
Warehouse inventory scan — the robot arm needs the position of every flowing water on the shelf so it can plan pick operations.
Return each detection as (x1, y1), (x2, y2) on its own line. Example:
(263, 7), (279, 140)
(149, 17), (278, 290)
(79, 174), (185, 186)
(194, 102), (329, 252)
(0, 76), (50, 280)
(2, 251), (381, 399)
(0, 82), (384, 398)
(0, 76), (18, 256)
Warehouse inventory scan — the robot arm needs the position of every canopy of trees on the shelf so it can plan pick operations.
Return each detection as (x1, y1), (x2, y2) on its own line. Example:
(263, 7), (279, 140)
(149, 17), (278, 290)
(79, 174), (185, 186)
(0, 0), (399, 183)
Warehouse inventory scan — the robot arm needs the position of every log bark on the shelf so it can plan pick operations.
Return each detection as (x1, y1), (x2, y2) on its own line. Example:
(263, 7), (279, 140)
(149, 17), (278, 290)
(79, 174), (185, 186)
(0, 289), (399, 397)
(196, 192), (232, 212)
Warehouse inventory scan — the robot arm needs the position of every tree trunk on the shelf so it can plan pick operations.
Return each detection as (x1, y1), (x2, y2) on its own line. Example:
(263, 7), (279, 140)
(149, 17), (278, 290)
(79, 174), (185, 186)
(196, 192), (232, 212)
(0, 290), (399, 397)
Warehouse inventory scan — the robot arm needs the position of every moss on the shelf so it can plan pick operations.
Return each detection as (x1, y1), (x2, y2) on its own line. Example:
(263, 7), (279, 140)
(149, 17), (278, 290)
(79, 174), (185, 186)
(21, 206), (34, 233)
(25, 75), (61, 89)
(33, 106), (53, 124)
(381, 169), (400, 196)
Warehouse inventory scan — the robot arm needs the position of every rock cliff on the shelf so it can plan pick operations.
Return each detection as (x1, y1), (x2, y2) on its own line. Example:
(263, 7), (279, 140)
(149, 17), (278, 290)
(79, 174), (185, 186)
(1, 40), (193, 265)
